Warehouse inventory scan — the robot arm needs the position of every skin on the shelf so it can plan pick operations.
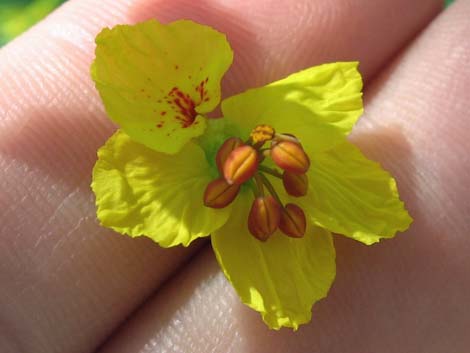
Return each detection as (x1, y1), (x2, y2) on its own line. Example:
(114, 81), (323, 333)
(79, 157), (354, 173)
(0, 0), (469, 352)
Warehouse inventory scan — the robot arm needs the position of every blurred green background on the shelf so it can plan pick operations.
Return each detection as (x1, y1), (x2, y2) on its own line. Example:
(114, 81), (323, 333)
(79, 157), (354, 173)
(0, 0), (456, 47)
(0, 0), (67, 46)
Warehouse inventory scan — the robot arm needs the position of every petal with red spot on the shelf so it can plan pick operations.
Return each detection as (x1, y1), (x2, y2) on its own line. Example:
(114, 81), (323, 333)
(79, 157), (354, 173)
(92, 19), (233, 154)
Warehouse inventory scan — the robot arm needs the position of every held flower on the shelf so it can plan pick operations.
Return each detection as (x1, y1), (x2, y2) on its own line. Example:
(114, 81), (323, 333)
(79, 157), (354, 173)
(91, 20), (412, 330)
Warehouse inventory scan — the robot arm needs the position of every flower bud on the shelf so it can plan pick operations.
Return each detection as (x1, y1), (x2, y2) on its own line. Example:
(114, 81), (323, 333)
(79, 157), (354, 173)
(279, 203), (306, 238)
(203, 177), (240, 209)
(223, 145), (259, 185)
(215, 137), (244, 174)
(248, 196), (281, 241)
(270, 141), (310, 174)
(282, 171), (308, 197)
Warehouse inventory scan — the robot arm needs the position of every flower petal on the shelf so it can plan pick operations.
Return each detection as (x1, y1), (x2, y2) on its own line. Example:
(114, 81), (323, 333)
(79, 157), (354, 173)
(212, 194), (336, 330)
(301, 141), (412, 245)
(221, 62), (363, 153)
(91, 20), (233, 154)
(92, 130), (230, 247)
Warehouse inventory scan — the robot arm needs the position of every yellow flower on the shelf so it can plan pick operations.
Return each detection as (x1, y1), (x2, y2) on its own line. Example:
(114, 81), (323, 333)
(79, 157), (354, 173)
(91, 20), (412, 330)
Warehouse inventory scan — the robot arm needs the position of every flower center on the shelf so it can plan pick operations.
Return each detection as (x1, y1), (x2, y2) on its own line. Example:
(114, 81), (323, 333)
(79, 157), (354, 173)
(203, 125), (310, 241)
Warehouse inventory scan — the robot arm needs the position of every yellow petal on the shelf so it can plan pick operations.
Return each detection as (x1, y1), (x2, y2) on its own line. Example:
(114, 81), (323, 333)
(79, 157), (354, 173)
(221, 62), (363, 153)
(301, 141), (412, 245)
(212, 194), (336, 330)
(92, 130), (230, 247)
(91, 20), (233, 154)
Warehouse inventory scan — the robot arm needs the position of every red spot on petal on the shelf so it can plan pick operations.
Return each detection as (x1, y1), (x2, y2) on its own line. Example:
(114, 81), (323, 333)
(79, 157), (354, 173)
(195, 79), (209, 101)
(175, 65), (179, 70)
(160, 111), (167, 116)
(161, 86), (199, 128)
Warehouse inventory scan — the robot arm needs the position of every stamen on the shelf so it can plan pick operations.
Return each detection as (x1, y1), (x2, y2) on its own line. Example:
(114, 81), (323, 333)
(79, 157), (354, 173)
(215, 137), (243, 173)
(223, 145), (259, 185)
(282, 171), (308, 197)
(273, 133), (301, 144)
(253, 173), (265, 197)
(257, 172), (283, 206)
(203, 177), (240, 208)
(204, 125), (311, 241)
(248, 195), (281, 241)
(270, 141), (310, 174)
(258, 165), (283, 179)
(279, 203), (306, 238)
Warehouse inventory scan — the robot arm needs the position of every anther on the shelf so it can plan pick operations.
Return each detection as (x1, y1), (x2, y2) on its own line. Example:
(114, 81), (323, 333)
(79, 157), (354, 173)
(270, 140), (310, 174)
(273, 133), (301, 145)
(223, 145), (259, 185)
(215, 137), (244, 174)
(203, 177), (240, 208)
(248, 195), (281, 241)
(279, 203), (306, 238)
(282, 171), (308, 197)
